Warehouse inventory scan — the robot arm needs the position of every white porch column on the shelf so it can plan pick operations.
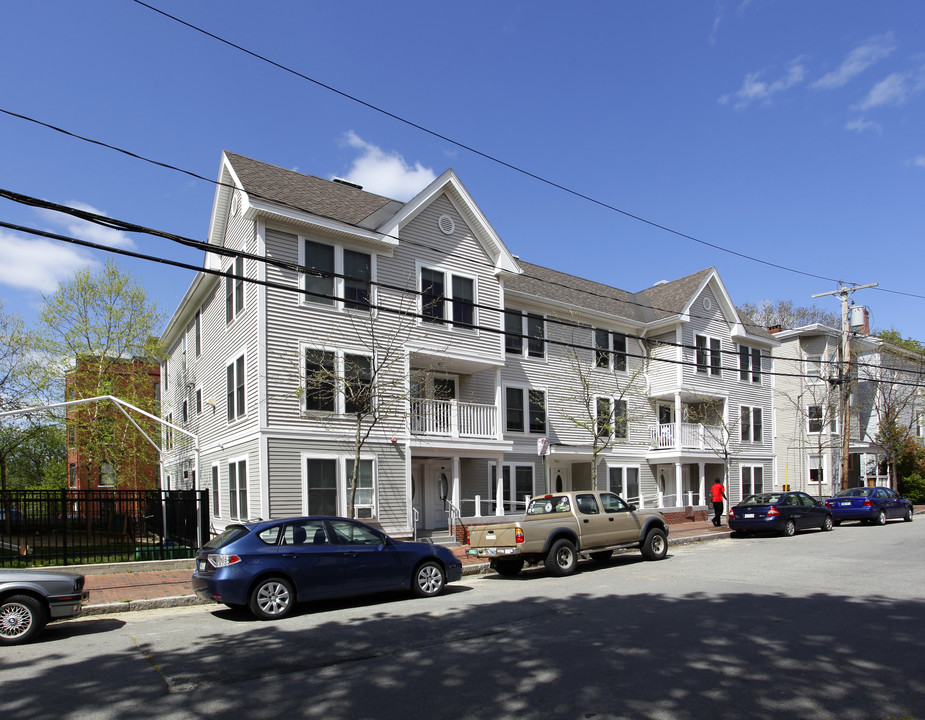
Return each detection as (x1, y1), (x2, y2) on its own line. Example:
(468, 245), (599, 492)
(674, 461), (683, 508)
(495, 453), (505, 516)
(452, 456), (461, 513)
(674, 392), (682, 449)
(698, 462), (706, 506)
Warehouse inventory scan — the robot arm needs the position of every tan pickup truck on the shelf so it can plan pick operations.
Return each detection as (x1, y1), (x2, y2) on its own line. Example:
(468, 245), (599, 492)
(466, 490), (669, 577)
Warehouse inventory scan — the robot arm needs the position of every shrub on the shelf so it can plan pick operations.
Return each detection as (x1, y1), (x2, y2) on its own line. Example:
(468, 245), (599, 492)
(898, 472), (925, 505)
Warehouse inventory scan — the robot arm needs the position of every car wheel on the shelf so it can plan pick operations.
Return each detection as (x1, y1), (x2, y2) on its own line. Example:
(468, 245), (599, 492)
(822, 515), (834, 532)
(545, 538), (578, 577)
(248, 577), (294, 620)
(875, 510), (887, 526)
(782, 520), (796, 537)
(0, 594), (47, 645)
(589, 550), (614, 563)
(903, 507), (914, 522)
(494, 559), (525, 577)
(412, 561), (446, 597)
(641, 528), (668, 560)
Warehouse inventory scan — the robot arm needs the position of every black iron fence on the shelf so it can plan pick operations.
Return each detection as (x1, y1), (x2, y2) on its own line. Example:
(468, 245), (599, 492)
(0, 489), (209, 568)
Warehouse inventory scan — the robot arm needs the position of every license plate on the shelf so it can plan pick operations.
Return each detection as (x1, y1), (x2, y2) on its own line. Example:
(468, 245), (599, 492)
(744, 513), (755, 519)
(840, 502), (851, 506)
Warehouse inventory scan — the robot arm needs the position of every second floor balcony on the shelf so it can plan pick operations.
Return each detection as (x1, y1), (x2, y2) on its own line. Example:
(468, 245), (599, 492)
(649, 422), (726, 452)
(410, 398), (497, 440)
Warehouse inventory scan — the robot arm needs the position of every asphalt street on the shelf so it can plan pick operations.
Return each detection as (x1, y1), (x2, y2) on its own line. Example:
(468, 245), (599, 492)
(3, 519), (923, 720)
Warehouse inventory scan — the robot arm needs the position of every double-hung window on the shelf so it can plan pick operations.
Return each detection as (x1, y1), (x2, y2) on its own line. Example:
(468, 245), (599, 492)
(741, 465), (764, 496)
(505, 387), (547, 434)
(304, 349), (336, 412)
(596, 397), (628, 440)
(211, 464), (220, 518)
(343, 250), (371, 311)
(696, 335), (722, 376)
(740, 405), (763, 443)
(420, 267), (475, 328)
(807, 405), (825, 434)
(738, 345), (762, 383)
(345, 459), (375, 519)
(490, 463), (535, 513)
(504, 309), (545, 358)
(228, 458), (247, 520)
(608, 466), (640, 501)
(595, 330), (628, 371)
(225, 256), (244, 324)
(344, 354), (373, 415)
(301, 238), (372, 311)
(226, 353), (245, 421)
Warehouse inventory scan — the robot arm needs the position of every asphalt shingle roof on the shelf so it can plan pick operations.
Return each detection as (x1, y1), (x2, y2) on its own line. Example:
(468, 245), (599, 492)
(225, 151), (401, 227)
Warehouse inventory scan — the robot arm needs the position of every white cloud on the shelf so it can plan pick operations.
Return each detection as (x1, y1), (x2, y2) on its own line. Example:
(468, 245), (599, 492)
(0, 230), (98, 294)
(856, 72), (912, 111)
(911, 155), (925, 168)
(38, 201), (136, 250)
(338, 132), (436, 201)
(844, 117), (882, 134)
(719, 59), (806, 108)
(812, 32), (896, 89)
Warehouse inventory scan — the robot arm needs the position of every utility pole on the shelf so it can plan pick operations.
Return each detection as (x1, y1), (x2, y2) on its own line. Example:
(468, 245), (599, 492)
(812, 282), (878, 492)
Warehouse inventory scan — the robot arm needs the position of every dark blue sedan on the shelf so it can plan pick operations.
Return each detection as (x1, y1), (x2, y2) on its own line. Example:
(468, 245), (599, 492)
(192, 516), (463, 620)
(824, 486), (914, 526)
(728, 491), (834, 537)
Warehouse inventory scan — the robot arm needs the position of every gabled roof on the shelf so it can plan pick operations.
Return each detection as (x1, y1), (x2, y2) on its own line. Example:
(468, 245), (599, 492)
(224, 152), (403, 228)
(505, 262), (776, 343)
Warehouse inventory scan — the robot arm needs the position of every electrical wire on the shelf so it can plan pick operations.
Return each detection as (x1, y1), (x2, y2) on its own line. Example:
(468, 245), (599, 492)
(4, 217), (924, 389)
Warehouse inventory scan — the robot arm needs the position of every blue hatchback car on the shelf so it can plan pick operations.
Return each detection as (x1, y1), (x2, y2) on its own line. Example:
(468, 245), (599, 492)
(824, 486), (914, 526)
(192, 516), (463, 620)
(728, 491), (834, 537)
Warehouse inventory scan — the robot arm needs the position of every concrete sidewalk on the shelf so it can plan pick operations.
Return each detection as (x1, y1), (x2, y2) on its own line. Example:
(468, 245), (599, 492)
(77, 517), (731, 616)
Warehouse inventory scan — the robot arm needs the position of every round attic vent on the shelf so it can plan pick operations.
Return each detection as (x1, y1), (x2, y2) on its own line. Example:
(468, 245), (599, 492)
(438, 214), (455, 235)
(703, 297), (712, 311)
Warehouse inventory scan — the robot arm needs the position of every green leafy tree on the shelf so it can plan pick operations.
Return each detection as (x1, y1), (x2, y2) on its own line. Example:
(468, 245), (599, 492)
(35, 261), (164, 491)
(875, 328), (925, 355)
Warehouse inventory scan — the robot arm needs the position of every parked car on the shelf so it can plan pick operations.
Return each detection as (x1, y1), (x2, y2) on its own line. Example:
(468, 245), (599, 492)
(0, 569), (89, 645)
(728, 491), (834, 537)
(824, 486), (914, 526)
(192, 516), (463, 620)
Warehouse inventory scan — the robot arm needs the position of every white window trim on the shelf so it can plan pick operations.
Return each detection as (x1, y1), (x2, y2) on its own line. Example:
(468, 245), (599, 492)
(594, 329), (629, 372)
(740, 464), (765, 497)
(225, 349), (247, 423)
(488, 461), (536, 510)
(300, 343), (375, 416)
(504, 308), (546, 360)
(298, 236), (376, 313)
(738, 344), (763, 384)
(225, 256), (245, 325)
(504, 384), (546, 435)
(594, 395), (627, 440)
(415, 262), (479, 331)
(740, 405), (763, 443)
(695, 334), (723, 377)
(210, 462), (221, 519)
(227, 455), (249, 521)
(300, 452), (378, 519)
(606, 464), (641, 499)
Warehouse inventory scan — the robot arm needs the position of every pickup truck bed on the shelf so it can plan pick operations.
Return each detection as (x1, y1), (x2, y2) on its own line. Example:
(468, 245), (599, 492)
(467, 490), (668, 577)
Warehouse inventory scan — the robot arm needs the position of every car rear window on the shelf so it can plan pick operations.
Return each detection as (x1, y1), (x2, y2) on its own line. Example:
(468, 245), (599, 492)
(835, 487), (874, 498)
(201, 525), (248, 550)
(741, 494), (781, 506)
(527, 496), (571, 515)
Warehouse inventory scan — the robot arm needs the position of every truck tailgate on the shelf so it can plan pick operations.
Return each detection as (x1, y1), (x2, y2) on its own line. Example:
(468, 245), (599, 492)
(468, 524), (520, 548)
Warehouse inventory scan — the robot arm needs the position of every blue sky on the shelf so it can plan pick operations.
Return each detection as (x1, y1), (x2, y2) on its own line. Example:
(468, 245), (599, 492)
(1, 1), (923, 340)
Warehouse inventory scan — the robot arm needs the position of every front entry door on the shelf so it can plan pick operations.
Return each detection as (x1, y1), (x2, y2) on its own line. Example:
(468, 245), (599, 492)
(412, 462), (449, 530)
(552, 466), (570, 494)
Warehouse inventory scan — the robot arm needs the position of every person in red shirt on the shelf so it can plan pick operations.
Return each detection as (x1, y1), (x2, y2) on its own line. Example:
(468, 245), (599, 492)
(710, 478), (727, 527)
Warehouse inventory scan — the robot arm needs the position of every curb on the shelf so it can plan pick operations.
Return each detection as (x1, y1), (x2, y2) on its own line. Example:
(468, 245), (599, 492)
(78, 529), (732, 616)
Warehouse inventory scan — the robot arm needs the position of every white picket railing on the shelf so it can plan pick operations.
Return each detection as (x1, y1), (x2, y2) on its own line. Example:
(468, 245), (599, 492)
(410, 398), (496, 439)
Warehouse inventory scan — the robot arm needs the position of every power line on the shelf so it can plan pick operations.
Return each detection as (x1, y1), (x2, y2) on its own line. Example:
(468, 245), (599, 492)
(129, 0), (860, 289)
(5, 216), (923, 388)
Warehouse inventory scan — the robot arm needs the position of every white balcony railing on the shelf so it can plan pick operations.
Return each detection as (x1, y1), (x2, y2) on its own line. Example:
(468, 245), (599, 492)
(650, 423), (726, 451)
(410, 398), (496, 439)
